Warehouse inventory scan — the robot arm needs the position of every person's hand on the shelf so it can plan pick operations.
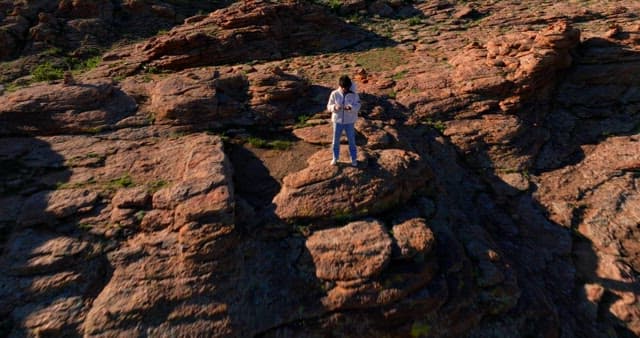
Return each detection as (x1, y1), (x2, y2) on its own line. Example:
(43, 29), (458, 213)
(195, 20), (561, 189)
(345, 105), (352, 110)
(335, 104), (342, 110)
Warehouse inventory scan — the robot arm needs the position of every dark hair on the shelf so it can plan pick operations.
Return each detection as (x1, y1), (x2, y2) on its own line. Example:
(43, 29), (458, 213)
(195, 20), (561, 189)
(339, 75), (352, 90)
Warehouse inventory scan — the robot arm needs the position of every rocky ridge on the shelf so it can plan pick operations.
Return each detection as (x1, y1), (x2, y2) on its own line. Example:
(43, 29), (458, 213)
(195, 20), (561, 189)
(1, 0), (640, 337)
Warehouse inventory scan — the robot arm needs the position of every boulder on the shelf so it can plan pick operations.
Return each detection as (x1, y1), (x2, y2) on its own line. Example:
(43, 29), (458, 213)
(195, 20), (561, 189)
(247, 67), (309, 122)
(111, 186), (150, 209)
(150, 69), (247, 125)
(273, 148), (430, 220)
(293, 123), (332, 145)
(0, 80), (137, 135)
(391, 218), (435, 260)
(306, 220), (392, 281)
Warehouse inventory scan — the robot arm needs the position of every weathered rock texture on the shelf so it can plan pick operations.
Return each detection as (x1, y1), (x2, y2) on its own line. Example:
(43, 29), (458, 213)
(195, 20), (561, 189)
(0, 0), (227, 63)
(96, 0), (373, 77)
(273, 147), (430, 220)
(0, 79), (137, 135)
(2, 0), (640, 337)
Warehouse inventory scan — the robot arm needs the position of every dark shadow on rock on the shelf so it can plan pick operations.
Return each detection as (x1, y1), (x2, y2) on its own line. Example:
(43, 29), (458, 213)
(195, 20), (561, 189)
(422, 37), (640, 336)
(297, 84), (333, 117)
(535, 38), (640, 172)
(0, 136), (113, 337)
(227, 142), (281, 212)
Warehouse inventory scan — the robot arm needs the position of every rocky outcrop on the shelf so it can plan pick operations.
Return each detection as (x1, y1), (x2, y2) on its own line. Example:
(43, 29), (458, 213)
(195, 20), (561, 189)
(2, 1), (640, 337)
(536, 136), (640, 335)
(0, 0), (224, 62)
(306, 220), (392, 281)
(273, 147), (431, 220)
(247, 66), (309, 122)
(0, 79), (137, 135)
(536, 36), (640, 170)
(0, 230), (107, 336)
(449, 21), (579, 110)
(0, 130), (241, 336)
(119, 0), (371, 72)
(305, 218), (439, 312)
(438, 21), (580, 171)
(149, 68), (247, 125)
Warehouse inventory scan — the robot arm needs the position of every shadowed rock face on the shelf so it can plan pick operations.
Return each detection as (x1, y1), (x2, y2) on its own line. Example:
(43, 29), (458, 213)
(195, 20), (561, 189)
(0, 0), (229, 63)
(2, 1), (640, 337)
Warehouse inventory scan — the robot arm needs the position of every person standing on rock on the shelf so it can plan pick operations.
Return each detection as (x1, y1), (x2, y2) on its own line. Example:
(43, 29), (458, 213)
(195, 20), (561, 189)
(327, 75), (361, 167)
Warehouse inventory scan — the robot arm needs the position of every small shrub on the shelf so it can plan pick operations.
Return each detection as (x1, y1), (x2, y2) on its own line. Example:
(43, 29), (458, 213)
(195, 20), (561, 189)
(80, 56), (101, 71)
(32, 62), (64, 82)
(408, 16), (422, 26)
(134, 210), (146, 221)
(424, 118), (446, 133)
(4, 82), (22, 93)
(43, 47), (63, 56)
(106, 174), (134, 191)
(295, 114), (312, 128)
(143, 65), (160, 74)
(268, 140), (293, 150)
(56, 177), (97, 190)
(247, 137), (293, 150)
(410, 321), (431, 337)
(327, 0), (341, 12)
(148, 180), (168, 193)
(392, 70), (408, 81)
(78, 223), (93, 230)
(247, 136), (269, 148)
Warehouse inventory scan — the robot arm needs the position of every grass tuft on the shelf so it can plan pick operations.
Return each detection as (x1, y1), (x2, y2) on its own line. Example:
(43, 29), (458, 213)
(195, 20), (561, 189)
(32, 62), (64, 82)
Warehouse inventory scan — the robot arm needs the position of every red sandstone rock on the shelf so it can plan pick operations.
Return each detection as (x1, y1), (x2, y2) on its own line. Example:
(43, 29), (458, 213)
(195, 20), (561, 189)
(273, 148), (430, 220)
(0, 79), (137, 135)
(150, 69), (246, 124)
(135, 1), (369, 71)
(111, 186), (150, 209)
(391, 217), (435, 259)
(306, 220), (392, 281)
(1, 1), (640, 337)
(18, 189), (98, 226)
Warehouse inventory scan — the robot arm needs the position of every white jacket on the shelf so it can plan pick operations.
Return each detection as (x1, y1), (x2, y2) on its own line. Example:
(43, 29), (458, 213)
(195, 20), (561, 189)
(327, 87), (361, 124)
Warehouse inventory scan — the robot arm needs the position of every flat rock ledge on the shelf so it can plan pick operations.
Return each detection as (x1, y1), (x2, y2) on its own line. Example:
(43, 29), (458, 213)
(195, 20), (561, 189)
(273, 147), (431, 220)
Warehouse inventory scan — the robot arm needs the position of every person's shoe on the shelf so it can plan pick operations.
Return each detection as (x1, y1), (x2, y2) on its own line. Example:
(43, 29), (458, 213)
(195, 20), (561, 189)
(351, 160), (358, 167)
(330, 159), (337, 166)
